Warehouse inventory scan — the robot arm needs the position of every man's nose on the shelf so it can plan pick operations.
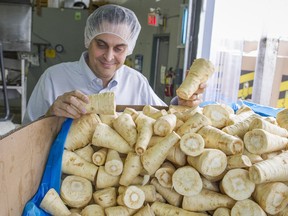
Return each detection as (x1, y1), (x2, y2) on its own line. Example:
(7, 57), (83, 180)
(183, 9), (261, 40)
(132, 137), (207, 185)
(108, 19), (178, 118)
(104, 49), (114, 61)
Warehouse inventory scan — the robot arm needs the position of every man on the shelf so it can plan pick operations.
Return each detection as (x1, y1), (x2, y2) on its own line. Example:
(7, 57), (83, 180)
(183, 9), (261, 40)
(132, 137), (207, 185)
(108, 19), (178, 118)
(23, 4), (205, 124)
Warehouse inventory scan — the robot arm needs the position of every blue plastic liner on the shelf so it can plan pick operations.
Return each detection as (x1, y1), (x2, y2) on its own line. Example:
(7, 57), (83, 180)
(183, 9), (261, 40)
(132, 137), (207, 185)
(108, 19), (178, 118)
(22, 118), (73, 216)
(21, 101), (284, 215)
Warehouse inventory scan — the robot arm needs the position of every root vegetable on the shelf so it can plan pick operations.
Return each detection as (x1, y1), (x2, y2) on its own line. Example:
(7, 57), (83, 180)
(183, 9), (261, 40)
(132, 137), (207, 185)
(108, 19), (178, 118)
(74, 144), (94, 163)
(187, 148), (227, 177)
(60, 175), (92, 208)
(105, 205), (137, 216)
(95, 166), (120, 189)
(92, 147), (108, 166)
(231, 199), (266, 216)
(220, 168), (255, 200)
(213, 207), (231, 216)
(166, 142), (187, 166)
(123, 107), (139, 121)
(62, 150), (98, 182)
(151, 178), (183, 207)
(198, 125), (244, 155)
(243, 149), (263, 164)
(119, 152), (143, 186)
(227, 154), (252, 170)
(229, 107), (255, 125)
(249, 117), (288, 137)
(222, 114), (258, 139)
(113, 113), (138, 146)
(172, 166), (203, 196)
(182, 189), (236, 212)
(253, 182), (288, 215)
(84, 92), (115, 115)
(201, 176), (220, 192)
(133, 204), (155, 216)
(276, 108), (288, 130)
(135, 114), (155, 155)
(155, 161), (176, 188)
(117, 186), (145, 210)
(141, 131), (181, 175)
(99, 113), (118, 127)
(249, 152), (288, 184)
(143, 105), (168, 119)
(176, 58), (215, 100)
(244, 129), (288, 154)
(40, 188), (71, 216)
(92, 187), (117, 208)
(105, 149), (123, 176)
(176, 112), (211, 136)
(65, 113), (101, 151)
(92, 123), (133, 154)
(180, 132), (205, 156)
(153, 114), (177, 137)
(80, 204), (105, 216)
(119, 185), (157, 203)
(202, 104), (234, 129)
(151, 201), (208, 216)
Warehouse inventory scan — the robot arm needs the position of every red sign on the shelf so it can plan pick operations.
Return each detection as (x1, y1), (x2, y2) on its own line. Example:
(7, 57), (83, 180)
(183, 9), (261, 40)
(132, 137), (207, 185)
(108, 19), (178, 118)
(148, 13), (157, 26)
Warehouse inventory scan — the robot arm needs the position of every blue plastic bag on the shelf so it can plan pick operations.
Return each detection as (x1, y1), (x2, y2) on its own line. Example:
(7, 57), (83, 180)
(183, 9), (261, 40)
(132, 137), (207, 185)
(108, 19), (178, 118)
(22, 118), (73, 216)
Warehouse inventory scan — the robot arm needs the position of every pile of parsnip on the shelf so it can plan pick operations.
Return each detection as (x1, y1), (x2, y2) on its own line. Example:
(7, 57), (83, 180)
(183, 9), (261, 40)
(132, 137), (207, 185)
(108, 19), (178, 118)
(39, 100), (288, 216)
(38, 58), (288, 216)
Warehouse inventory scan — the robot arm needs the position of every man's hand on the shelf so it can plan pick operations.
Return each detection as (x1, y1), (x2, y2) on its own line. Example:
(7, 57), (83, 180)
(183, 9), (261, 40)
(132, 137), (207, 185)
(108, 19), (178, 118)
(178, 83), (207, 107)
(46, 90), (89, 119)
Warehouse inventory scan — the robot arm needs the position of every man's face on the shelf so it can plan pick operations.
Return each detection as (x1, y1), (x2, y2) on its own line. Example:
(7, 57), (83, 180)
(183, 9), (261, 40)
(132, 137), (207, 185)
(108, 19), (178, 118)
(87, 33), (129, 81)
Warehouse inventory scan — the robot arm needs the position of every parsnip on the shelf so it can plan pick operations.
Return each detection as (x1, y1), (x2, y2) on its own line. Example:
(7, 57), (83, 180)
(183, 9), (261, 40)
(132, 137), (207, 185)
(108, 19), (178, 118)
(176, 112), (211, 136)
(249, 151), (288, 184)
(176, 58), (215, 100)
(74, 144), (94, 163)
(133, 204), (155, 216)
(227, 154), (252, 170)
(119, 185), (157, 203)
(153, 114), (177, 137)
(249, 117), (288, 137)
(143, 105), (168, 119)
(134, 113), (155, 155)
(213, 207), (230, 216)
(155, 161), (176, 188)
(222, 114), (259, 139)
(201, 176), (220, 192)
(123, 107), (139, 121)
(220, 168), (255, 200)
(166, 142), (187, 166)
(172, 166), (203, 196)
(180, 132), (205, 156)
(92, 147), (108, 166)
(244, 129), (288, 155)
(119, 152), (143, 186)
(151, 201), (208, 216)
(105, 205), (137, 216)
(65, 113), (101, 151)
(276, 108), (288, 130)
(80, 204), (105, 216)
(229, 106), (255, 125)
(60, 175), (92, 208)
(151, 178), (183, 207)
(40, 188), (71, 216)
(243, 149), (263, 164)
(187, 148), (227, 177)
(230, 199), (266, 216)
(95, 166), (120, 189)
(198, 125), (244, 155)
(99, 113), (118, 127)
(92, 187), (117, 208)
(141, 131), (181, 175)
(117, 186), (145, 210)
(202, 103), (234, 129)
(182, 189), (236, 212)
(113, 113), (138, 146)
(84, 92), (115, 115)
(92, 123), (133, 154)
(105, 149), (123, 176)
(253, 182), (288, 215)
(276, 206), (288, 216)
(62, 150), (98, 182)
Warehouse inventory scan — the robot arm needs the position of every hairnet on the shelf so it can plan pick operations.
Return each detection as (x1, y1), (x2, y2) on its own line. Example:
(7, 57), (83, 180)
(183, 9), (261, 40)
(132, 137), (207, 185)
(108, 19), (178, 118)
(84, 4), (141, 55)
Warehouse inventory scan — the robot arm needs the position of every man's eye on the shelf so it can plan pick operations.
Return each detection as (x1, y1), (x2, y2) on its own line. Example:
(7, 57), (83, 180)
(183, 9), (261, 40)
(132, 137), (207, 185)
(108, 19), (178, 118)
(115, 46), (125, 52)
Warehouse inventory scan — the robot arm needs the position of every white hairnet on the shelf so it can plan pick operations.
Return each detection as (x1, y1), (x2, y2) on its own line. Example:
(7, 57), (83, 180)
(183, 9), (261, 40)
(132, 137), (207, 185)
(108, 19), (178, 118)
(84, 4), (141, 55)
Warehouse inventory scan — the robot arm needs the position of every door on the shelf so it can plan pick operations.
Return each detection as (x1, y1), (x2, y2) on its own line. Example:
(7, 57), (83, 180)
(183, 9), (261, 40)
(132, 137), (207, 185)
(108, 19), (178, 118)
(150, 34), (170, 102)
